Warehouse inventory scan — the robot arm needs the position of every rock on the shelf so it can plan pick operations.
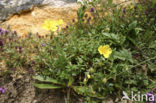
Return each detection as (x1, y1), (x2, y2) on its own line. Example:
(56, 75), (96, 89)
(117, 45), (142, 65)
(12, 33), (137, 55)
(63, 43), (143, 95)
(0, 75), (35, 103)
(0, 0), (77, 21)
(1, 4), (79, 36)
(0, 0), (43, 21)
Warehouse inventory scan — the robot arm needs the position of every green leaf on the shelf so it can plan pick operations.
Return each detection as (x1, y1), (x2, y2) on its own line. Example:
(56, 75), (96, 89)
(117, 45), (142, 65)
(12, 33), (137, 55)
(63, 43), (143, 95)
(152, 0), (156, 4)
(113, 49), (133, 63)
(33, 75), (63, 85)
(131, 87), (138, 92)
(108, 0), (113, 5)
(135, 28), (142, 34)
(149, 41), (156, 49)
(102, 33), (119, 40)
(32, 83), (62, 89)
(125, 80), (137, 85)
(102, 33), (126, 44)
(128, 36), (137, 45)
(74, 86), (90, 95)
(67, 77), (74, 87)
(148, 83), (156, 89)
(77, 6), (86, 23)
(143, 80), (149, 86)
(148, 63), (156, 71)
(128, 21), (137, 30)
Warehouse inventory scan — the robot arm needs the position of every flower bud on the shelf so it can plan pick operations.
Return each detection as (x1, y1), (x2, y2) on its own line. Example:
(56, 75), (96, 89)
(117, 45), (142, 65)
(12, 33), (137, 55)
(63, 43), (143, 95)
(89, 68), (94, 73)
(103, 78), (107, 83)
(83, 78), (87, 83)
(87, 74), (91, 79)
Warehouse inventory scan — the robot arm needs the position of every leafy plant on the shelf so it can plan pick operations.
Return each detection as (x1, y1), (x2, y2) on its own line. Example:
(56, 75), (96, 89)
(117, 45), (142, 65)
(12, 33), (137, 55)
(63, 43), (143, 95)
(0, 0), (156, 102)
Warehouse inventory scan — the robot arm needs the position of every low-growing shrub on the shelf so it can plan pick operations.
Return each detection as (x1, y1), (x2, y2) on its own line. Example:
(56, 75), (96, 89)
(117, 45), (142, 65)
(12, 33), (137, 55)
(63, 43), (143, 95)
(0, 0), (155, 102)
(32, 0), (156, 102)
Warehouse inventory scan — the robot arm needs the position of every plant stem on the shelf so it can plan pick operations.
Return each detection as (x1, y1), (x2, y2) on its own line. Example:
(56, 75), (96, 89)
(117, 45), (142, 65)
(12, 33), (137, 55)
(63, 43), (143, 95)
(67, 88), (71, 103)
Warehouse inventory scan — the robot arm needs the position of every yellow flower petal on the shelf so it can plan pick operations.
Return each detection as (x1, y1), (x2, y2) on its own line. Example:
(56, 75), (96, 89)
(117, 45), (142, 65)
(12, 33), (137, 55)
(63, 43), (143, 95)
(98, 45), (104, 55)
(58, 19), (63, 25)
(42, 19), (64, 32)
(98, 45), (112, 58)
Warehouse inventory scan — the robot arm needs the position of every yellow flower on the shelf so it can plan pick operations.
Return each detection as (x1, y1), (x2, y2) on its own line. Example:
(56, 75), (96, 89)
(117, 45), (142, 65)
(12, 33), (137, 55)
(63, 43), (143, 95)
(98, 45), (112, 58)
(42, 20), (51, 30)
(42, 19), (64, 32)
(58, 19), (63, 25)
(87, 74), (91, 79)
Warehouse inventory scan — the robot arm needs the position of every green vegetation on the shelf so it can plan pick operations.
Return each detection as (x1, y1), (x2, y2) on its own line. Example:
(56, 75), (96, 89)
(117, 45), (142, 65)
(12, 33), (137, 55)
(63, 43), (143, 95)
(0, 0), (156, 102)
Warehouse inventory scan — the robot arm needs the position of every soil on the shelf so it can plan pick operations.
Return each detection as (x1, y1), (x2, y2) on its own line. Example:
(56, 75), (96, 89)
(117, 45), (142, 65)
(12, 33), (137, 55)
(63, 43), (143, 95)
(0, 73), (83, 103)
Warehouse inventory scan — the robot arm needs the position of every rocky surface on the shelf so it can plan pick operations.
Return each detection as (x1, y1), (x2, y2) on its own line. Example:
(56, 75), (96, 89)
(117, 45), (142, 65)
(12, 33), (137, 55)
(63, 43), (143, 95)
(1, 5), (79, 36)
(0, 0), (135, 36)
(0, 0), (76, 21)
(0, 74), (83, 103)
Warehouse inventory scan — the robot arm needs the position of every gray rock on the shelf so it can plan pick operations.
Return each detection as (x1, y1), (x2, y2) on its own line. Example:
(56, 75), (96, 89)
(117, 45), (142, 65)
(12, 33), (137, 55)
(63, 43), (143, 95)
(0, 0), (43, 21)
(0, 0), (76, 21)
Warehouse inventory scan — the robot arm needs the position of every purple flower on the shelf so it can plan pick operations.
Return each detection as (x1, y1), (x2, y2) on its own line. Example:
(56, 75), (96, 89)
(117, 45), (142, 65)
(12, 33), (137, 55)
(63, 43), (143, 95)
(36, 32), (42, 38)
(0, 87), (6, 94)
(87, 17), (91, 22)
(41, 43), (46, 47)
(18, 46), (22, 50)
(15, 46), (22, 53)
(84, 14), (88, 18)
(145, 10), (149, 15)
(9, 38), (12, 41)
(134, 5), (138, 10)
(149, 8), (154, 12)
(0, 30), (4, 35)
(72, 19), (75, 23)
(32, 60), (36, 65)
(0, 28), (2, 32)
(29, 68), (34, 74)
(123, 8), (126, 14)
(5, 30), (9, 34)
(82, 19), (85, 22)
(11, 68), (16, 71)
(19, 49), (22, 53)
(66, 25), (69, 28)
(0, 40), (4, 47)
(13, 31), (17, 35)
(146, 92), (156, 103)
(90, 8), (95, 12)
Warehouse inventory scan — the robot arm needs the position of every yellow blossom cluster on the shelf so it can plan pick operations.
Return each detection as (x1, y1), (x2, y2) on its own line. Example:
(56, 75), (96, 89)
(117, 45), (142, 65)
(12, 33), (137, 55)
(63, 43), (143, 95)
(42, 19), (64, 32)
